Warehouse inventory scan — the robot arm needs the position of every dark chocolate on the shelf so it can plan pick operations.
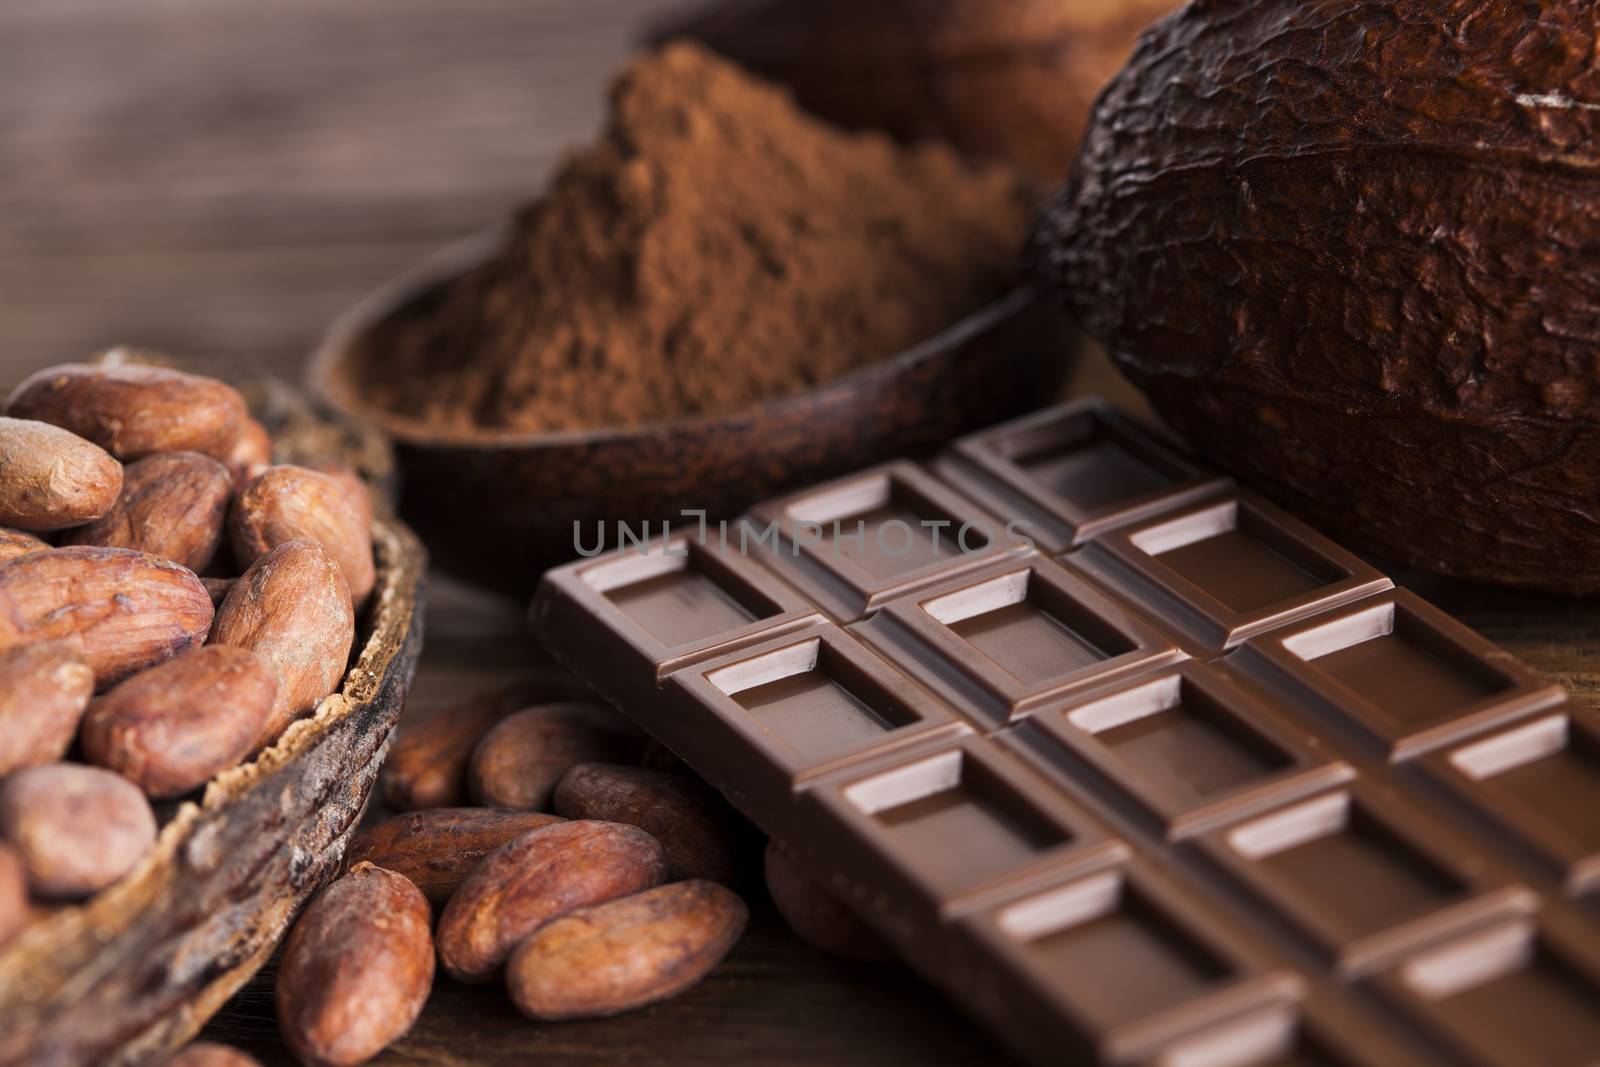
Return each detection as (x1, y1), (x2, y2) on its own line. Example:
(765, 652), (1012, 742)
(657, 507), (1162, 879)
(535, 397), (1596, 1067)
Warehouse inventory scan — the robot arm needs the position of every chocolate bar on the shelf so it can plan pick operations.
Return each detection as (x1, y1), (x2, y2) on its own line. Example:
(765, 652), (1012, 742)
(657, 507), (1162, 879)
(534, 398), (1600, 1067)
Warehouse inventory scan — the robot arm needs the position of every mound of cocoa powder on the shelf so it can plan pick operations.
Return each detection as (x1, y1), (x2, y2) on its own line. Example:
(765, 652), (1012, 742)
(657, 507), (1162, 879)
(356, 42), (1032, 434)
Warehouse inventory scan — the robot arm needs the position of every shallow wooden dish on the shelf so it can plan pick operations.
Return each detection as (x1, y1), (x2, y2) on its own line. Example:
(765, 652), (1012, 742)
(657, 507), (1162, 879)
(0, 397), (427, 1067)
(308, 230), (1073, 594)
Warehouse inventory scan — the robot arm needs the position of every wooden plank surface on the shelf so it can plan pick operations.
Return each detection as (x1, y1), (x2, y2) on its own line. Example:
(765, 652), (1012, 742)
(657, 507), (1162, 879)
(4, 2), (1600, 1065)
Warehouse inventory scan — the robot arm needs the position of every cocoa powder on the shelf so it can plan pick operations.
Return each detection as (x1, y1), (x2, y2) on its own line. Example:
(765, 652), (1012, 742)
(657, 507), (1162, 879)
(358, 42), (1031, 433)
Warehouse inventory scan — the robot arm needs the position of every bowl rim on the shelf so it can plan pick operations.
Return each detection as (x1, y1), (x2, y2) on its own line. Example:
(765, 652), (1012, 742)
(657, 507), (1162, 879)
(305, 226), (1037, 452)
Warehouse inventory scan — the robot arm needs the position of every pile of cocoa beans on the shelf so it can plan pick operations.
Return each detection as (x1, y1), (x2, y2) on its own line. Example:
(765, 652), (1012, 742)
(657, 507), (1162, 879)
(213, 675), (898, 1067)
(0, 354), (373, 946)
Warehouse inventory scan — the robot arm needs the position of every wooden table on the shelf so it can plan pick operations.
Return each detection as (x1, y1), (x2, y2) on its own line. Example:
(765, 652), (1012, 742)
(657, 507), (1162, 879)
(4, 2), (1599, 1064)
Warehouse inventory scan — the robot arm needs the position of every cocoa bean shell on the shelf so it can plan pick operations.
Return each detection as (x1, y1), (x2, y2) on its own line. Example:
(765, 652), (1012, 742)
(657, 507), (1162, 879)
(0, 546), (213, 687)
(0, 528), (48, 565)
(275, 864), (433, 1067)
(224, 419), (274, 491)
(380, 673), (594, 811)
(210, 538), (355, 747)
(0, 844), (25, 947)
(0, 641), (95, 777)
(5, 360), (247, 461)
(0, 417), (123, 532)
(764, 842), (897, 964)
(80, 646), (278, 798)
(162, 1042), (263, 1067)
(0, 763), (157, 900)
(65, 452), (233, 572)
(343, 808), (565, 905)
(435, 820), (667, 983)
(554, 762), (739, 884)
(506, 880), (747, 1021)
(229, 465), (375, 607)
(467, 703), (641, 811)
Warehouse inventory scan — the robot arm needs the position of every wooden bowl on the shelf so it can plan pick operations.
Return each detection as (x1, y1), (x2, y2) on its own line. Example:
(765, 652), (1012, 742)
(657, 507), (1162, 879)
(0, 399), (427, 1067)
(308, 230), (1074, 595)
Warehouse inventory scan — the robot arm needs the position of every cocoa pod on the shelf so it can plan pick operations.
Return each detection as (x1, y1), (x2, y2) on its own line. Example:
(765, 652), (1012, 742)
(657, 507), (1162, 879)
(554, 762), (738, 884)
(380, 674), (594, 811)
(0, 842), (26, 946)
(64, 451), (233, 571)
(0, 763), (157, 899)
(210, 539), (354, 746)
(0, 417), (123, 531)
(5, 359), (248, 461)
(0, 640), (95, 776)
(224, 418), (274, 490)
(230, 465), (375, 606)
(80, 645), (278, 798)
(344, 808), (565, 905)
(0, 546), (213, 686)
(0, 527), (48, 564)
(435, 820), (666, 983)
(275, 863), (433, 1067)
(507, 880), (747, 1021)
(765, 842), (897, 964)
(468, 703), (641, 811)
(162, 1043), (263, 1067)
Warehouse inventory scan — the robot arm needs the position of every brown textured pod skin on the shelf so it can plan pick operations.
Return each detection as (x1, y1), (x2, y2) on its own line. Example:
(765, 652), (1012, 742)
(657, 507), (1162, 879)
(660, 0), (1181, 177)
(506, 880), (747, 1021)
(1030, 1), (1600, 595)
(0, 418), (123, 532)
(554, 763), (739, 884)
(4, 360), (248, 462)
(274, 864), (433, 1067)
(80, 646), (278, 798)
(343, 808), (565, 905)
(230, 466), (375, 606)
(380, 674), (595, 811)
(0, 547), (213, 687)
(0, 529), (48, 565)
(65, 452), (233, 572)
(0, 844), (26, 947)
(0, 642), (95, 776)
(162, 1043), (262, 1067)
(435, 820), (667, 983)
(210, 539), (355, 746)
(764, 842), (897, 964)
(467, 703), (641, 812)
(0, 764), (158, 900)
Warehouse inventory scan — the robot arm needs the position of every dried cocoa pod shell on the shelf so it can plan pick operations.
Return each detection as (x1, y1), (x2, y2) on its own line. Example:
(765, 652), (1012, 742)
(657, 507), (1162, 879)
(1029, 0), (1600, 595)
(275, 864), (433, 1067)
(65, 452), (233, 572)
(764, 842), (897, 964)
(224, 419), (274, 491)
(343, 808), (565, 905)
(380, 673), (594, 811)
(5, 359), (247, 462)
(0, 437), (423, 1067)
(554, 762), (739, 884)
(0, 641), (95, 777)
(229, 465), (375, 607)
(0, 417), (123, 532)
(435, 820), (666, 983)
(162, 1043), (262, 1067)
(0, 529), (48, 565)
(80, 646), (278, 799)
(0, 546), (213, 687)
(0, 844), (25, 947)
(468, 703), (642, 812)
(662, 0), (1181, 177)
(210, 539), (355, 747)
(0, 764), (157, 900)
(506, 880), (747, 1021)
